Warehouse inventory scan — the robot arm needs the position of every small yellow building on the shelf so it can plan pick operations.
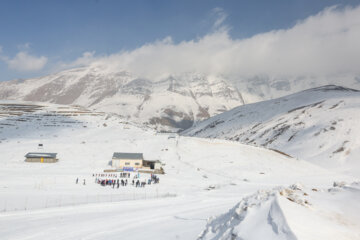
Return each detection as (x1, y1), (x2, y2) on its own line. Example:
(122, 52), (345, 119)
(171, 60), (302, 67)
(112, 152), (143, 170)
(25, 152), (58, 163)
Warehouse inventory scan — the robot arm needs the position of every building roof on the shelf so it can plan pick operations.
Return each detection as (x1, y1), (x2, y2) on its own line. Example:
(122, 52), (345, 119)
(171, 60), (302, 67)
(25, 152), (57, 158)
(112, 152), (143, 160)
(143, 160), (162, 163)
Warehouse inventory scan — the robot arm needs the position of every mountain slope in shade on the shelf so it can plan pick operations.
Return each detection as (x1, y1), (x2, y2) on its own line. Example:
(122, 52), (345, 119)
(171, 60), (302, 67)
(0, 66), (244, 131)
(183, 85), (360, 177)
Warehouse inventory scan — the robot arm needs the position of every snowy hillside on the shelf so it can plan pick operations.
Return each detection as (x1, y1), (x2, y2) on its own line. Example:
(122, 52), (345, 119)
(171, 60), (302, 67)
(0, 67), (244, 131)
(199, 182), (360, 240)
(0, 100), (357, 239)
(183, 85), (360, 177)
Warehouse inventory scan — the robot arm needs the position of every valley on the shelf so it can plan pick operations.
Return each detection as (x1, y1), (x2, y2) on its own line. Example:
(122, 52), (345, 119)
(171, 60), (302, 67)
(0, 99), (359, 239)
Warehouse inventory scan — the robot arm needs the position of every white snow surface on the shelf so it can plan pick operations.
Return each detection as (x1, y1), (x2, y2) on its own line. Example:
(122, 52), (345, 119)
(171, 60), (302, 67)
(0, 100), (358, 240)
(184, 85), (360, 177)
(199, 183), (360, 240)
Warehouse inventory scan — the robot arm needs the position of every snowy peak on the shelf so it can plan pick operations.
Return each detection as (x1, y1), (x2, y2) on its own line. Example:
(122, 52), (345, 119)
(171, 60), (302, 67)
(301, 85), (359, 93)
(0, 68), (244, 131)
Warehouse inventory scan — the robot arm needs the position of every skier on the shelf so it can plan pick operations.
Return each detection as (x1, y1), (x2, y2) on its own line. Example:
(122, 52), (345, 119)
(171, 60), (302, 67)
(76, 178), (79, 184)
(83, 179), (86, 185)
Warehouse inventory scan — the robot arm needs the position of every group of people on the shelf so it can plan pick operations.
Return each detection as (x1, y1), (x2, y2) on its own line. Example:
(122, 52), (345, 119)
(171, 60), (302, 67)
(97, 178), (128, 188)
(92, 173), (131, 178)
(89, 172), (160, 188)
(151, 174), (160, 184)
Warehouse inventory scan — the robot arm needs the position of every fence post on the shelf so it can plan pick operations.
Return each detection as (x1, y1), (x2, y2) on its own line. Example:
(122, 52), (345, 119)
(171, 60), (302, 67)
(24, 197), (28, 211)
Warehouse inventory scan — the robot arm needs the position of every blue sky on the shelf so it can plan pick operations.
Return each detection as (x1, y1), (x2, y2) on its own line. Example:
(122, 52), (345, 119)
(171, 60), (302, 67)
(0, 0), (360, 81)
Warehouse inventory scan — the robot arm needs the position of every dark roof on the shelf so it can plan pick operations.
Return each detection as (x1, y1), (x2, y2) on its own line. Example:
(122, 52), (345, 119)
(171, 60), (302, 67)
(143, 160), (161, 163)
(25, 152), (57, 158)
(112, 152), (143, 160)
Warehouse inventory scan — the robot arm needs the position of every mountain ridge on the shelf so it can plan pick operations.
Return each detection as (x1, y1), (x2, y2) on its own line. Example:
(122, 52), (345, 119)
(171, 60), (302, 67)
(183, 85), (360, 177)
(0, 67), (245, 131)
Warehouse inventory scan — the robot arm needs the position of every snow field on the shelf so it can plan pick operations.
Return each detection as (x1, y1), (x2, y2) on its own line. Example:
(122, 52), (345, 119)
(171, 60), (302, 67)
(0, 101), (358, 239)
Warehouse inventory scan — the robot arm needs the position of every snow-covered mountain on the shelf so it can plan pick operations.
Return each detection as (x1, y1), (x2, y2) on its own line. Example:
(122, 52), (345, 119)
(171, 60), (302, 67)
(0, 100), (358, 239)
(0, 66), (244, 131)
(183, 85), (360, 177)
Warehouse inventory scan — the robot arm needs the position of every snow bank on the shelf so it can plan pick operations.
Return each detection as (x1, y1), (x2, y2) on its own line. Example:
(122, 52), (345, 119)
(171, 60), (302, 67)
(199, 183), (360, 240)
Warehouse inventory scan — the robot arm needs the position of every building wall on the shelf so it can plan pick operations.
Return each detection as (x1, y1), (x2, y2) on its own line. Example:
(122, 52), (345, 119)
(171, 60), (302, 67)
(25, 157), (58, 163)
(154, 162), (162, 170)
(112, 158), (143, 169)
(112, 159), (120, 168)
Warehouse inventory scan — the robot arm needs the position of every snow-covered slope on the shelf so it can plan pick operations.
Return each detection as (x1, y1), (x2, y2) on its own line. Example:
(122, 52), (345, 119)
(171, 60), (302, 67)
(199, 182), (360, 240)
(0, 67), (244, 131)
(0, 100), (356, 239)
(183, 85), (360, 177)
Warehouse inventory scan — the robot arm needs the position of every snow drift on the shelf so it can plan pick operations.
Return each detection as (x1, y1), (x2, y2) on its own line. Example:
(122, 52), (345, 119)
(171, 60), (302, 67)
(199, 183), (360, 240)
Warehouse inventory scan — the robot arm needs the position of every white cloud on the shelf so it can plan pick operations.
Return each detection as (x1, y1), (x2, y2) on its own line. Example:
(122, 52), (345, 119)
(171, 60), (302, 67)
(17, 43), (31, 51)
(0, 49), (47, 72)
(64, 5), (360, 85)
(56, 51), (96, 70)
(7, 51), (47, 72)
(212, 7), (228, 30)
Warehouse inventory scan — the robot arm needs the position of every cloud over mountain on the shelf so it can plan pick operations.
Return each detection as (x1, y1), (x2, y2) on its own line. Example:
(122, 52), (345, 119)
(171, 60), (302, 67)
(63, 5), (360, 86)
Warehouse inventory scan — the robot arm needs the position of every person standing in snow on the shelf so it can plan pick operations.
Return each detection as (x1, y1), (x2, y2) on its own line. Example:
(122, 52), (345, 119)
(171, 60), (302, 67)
(76, 178), (79, 184)
(83, 179), (86, 185)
